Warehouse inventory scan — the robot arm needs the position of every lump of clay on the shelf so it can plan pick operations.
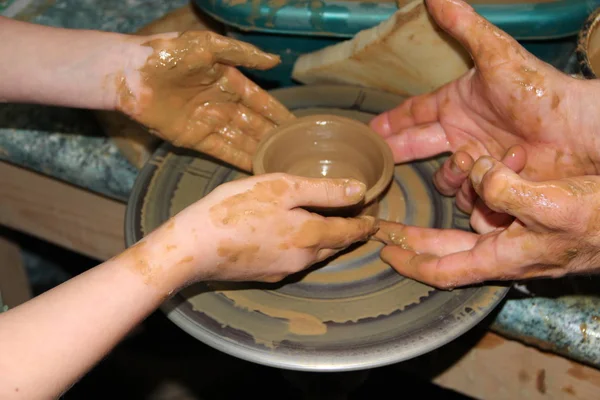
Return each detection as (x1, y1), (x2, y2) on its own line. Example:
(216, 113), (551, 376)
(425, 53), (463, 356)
(292, 0), (472, 96)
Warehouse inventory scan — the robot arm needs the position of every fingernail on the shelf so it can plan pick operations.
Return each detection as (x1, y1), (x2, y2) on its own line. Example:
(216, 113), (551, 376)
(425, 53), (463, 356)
(450, 151), (473, 175)
(345, 180), (367, 199)
(471, 157), (494, 186)
(450, 158), (462, 175)
(502, 145), (522, 162)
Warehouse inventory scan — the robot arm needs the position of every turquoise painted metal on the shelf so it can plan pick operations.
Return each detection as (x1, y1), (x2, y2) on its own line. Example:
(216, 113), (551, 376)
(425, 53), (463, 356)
(196, 0), (600, 86)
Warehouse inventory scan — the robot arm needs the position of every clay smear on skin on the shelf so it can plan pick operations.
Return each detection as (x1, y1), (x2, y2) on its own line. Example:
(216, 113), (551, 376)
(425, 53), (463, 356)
(183, 165), (440, 345)
(208, 179), (333, 336)
(217, 241), (261, 266)
(115, 31), (294, 171)
(210, 178), (375, 278)
(210, 179), (289, 227)
(115, 241), (165, 290)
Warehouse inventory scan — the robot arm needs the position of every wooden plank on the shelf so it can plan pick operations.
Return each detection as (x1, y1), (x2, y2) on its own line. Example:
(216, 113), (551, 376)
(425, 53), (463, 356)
(403, 331), (600, 400)
(0, 161), (125, 261)
(0, 235), (31, 308)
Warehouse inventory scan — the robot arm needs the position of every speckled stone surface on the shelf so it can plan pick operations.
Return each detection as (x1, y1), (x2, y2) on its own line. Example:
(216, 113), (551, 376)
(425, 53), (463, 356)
(0, 105), (136, 201)
(0, 0), (189, 201)
(2, 0), (599, 368)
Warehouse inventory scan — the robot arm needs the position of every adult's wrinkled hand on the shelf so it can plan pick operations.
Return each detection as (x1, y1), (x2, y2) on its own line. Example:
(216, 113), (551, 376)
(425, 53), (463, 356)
(118, 31), (295, 171)
(375, 156), (600, 289)
(370, 0), (600, 214)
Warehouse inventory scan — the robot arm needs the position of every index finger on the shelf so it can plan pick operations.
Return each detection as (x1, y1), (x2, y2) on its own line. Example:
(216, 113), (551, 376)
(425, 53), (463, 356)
(225, 68), (295, 126)
(203, 32), (281, 70)
(374, 220), (477, 255)
(380, 227), (547, 289)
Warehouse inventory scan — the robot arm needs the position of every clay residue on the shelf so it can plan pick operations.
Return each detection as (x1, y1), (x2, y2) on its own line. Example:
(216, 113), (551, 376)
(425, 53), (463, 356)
(117, 31), (294, 171)
(567, 363), (600, 388)
(217, 240), (260, 265)
(536, 369), (546, 394)
(518, 369), (530, 383)
(177, 256), (194, 265)
(580, 322), (588, 342)
(562, 385), (576, 395)
(114, 241), (161, 287)
(291, 217), (378, 249)
(209, 179), (290, 226)
(373, 221), (413, 250)
(219, 290), (327, 336)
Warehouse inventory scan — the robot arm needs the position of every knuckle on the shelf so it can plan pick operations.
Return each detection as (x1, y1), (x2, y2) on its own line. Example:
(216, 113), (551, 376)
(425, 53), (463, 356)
(481, 169), (509, 207)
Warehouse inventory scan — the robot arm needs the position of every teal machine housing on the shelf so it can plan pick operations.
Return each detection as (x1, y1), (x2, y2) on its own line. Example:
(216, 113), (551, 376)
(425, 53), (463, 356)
(195, 0), (600, 87)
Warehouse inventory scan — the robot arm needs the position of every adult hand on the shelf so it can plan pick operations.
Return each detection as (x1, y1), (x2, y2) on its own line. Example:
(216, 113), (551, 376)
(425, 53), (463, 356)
(118, 31), (295, 171)
(375, 156), (600, 289)
(370, 0), (600, 213)
(132, 173), (378, 293)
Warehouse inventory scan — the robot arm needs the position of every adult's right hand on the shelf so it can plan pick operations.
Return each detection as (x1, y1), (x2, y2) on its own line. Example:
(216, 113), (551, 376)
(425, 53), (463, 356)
(370, 0), (600, 213)
(375, 156), (600, 289)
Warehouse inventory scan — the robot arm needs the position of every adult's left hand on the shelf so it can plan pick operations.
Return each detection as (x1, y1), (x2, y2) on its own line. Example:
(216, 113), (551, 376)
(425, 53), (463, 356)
(376, 156), (600, 289)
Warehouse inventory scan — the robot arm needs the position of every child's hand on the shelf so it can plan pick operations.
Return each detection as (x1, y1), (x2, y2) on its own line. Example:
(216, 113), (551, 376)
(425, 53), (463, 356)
(118, 31), (295, 171)
(130, 174), (378, 294)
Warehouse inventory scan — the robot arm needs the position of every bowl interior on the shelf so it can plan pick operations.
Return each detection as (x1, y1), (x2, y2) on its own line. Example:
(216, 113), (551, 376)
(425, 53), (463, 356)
(255, 115), (392, 202)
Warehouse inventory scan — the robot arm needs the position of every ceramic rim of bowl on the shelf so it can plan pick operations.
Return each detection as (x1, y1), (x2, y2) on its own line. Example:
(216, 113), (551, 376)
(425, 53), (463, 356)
(576, 6), (600, 79)
(253, 114), (395, 205)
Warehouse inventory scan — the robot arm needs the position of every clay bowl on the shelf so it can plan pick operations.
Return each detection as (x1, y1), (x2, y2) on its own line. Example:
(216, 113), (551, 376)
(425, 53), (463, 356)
(577, 6), (600, 79)
(252, 114), (395, 216)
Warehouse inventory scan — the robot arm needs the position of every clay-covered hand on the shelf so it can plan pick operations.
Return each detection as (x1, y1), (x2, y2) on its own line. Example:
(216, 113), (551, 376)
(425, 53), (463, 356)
(117, 31), (295, 171)
(375, 156), (600, 289)
(136, 173), (378, 292)
(370, 0), (600, 213)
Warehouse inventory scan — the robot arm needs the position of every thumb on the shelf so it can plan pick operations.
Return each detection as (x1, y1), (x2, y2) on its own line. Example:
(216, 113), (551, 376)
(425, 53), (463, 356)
(425, 0), (525, 70)
(469, 156), (580, 231)
(286, 176), (368, 209)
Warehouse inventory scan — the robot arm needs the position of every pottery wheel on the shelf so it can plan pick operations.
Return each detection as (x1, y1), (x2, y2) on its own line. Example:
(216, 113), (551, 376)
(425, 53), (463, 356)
(125, 85), (508, 371)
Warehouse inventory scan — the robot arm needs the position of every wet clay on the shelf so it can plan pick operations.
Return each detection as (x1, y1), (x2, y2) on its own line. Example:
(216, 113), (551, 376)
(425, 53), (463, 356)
(209, 179), (291, 227)
(253, 114), (394, 206)
(117, 31), (294, 171)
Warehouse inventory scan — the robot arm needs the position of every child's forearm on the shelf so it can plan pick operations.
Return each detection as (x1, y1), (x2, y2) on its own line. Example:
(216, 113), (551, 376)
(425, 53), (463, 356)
(0, 16), (147, 110)
(0, 231), (201, 399)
